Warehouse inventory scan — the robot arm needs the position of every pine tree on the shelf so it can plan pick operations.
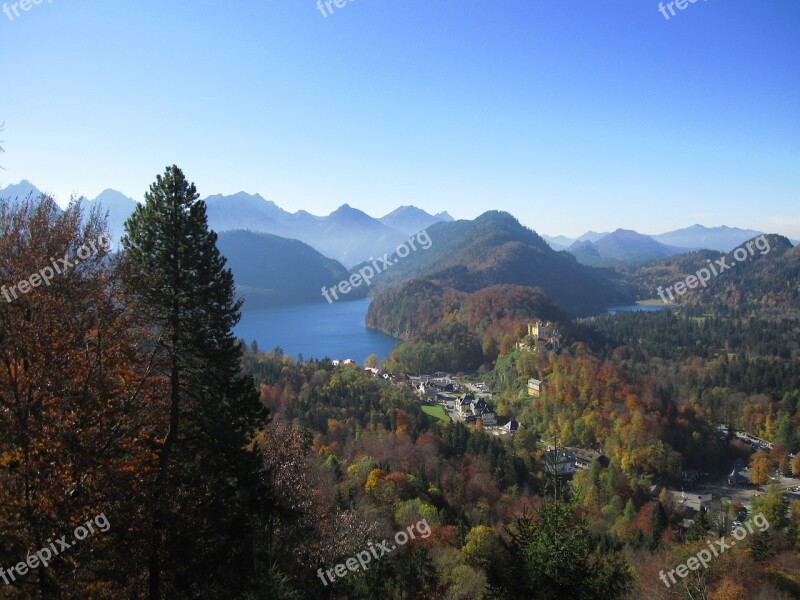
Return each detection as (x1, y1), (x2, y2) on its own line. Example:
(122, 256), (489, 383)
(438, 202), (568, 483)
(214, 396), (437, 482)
(749, 531), (774, 563)
(649, 500), (668, 549)
(122, 165), (267, 598)
(494, 500), (633, 599)
(686, 507), (713, 542)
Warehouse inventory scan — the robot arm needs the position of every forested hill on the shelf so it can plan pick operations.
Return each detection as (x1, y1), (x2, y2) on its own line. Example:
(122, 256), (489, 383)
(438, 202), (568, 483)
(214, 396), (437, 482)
(367, 282), (568, 371)
(362, 211), (629, 316)
(217, 229), (361, 308)
(619, 234), (798, 315)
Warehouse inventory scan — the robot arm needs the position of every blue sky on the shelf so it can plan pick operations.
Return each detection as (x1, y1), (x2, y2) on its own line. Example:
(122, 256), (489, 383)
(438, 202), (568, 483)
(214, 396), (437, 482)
(1, 0), (798, 238)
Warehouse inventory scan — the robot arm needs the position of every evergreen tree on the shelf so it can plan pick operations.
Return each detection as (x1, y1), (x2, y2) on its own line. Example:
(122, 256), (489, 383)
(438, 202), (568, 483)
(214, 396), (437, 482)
(649, 500), (668, 549)
(686, 507), (713, 542)
(749, 531), (775, 563)
(122, 165), (267, 598)
(494, 500), (633, 599)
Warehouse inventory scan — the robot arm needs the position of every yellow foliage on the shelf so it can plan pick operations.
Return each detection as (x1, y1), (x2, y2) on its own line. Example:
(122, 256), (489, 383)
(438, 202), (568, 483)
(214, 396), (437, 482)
(365, 468), (386, 495)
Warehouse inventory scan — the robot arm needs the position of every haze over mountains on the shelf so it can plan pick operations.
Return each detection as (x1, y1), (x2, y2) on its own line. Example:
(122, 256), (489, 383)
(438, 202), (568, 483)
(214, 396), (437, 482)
(203, 192), (454, 266)
(1, 180), (794, 314)
(568, 229), (693, 267)
(543, 224), (767, 257)
(379, 205), (455, 236)
(3, 180), (786, 263)
(0, 181), (453, 267)
(215, 230), (356, 309)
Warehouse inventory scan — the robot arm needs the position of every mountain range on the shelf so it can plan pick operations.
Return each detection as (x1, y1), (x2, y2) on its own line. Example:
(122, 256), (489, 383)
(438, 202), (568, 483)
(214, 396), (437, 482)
(542, 224), (770, 262)
(568, 229), (691, 267)
(1, 179), (795, 314)
(203, 192), (453, 266)
(0, 181), (453, 267)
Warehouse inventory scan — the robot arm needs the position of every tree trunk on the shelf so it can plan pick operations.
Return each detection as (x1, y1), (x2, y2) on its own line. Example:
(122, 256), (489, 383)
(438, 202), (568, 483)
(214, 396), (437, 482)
(148, 352), (180, 599)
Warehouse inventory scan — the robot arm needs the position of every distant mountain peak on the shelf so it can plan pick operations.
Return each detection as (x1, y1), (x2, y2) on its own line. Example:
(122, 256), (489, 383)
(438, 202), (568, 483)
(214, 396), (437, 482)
(652, 224), (762, 253)
(686, 224), (733, 231)
(331, 203), (370, 218)
(474, 210), (522, 226)
(206, 190), (271, 204)
(576, 230), (609, 243)
(379, 205), (453, 236)
(382, 205), (427, 217)
(93, 188), (137, 205)
(0, 179), (42, 201)
(569, 228), (687, 266)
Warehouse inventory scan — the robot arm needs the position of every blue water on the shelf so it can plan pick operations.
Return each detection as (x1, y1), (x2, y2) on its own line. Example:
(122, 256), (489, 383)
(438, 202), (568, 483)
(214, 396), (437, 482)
(606, 304), (670, 315)
(234, 299), (400, 365)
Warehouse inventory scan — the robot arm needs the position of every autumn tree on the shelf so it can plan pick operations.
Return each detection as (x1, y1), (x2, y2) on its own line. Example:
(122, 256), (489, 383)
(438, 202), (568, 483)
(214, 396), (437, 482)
(0, 197), (160, 596)
(791, 452), (800, 477)
(751, 486), (788, 531)
(122, 165), (267, 598)
(711, 577), (749, 600)
(462, 524), (502, 584)
(749, 450), (773, 486)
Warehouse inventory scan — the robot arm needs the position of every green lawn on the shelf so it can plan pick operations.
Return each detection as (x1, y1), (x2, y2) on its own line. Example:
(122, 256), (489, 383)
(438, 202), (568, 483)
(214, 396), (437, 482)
(636, 298), (666, 306)
(421, 405), (450, 422)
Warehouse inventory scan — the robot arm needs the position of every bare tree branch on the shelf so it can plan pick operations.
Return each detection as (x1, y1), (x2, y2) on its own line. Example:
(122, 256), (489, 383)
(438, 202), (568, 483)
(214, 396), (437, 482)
(0, 121), (5, 170)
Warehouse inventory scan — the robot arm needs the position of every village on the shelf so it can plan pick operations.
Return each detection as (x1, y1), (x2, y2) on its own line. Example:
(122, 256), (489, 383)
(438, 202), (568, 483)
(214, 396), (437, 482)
(357, 320), (612, 477)
(351, 320), (800, 536)
(356, 320), (563, 437)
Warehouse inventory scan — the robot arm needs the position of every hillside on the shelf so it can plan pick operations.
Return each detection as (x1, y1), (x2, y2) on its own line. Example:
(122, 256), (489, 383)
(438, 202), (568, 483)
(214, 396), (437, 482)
(620, 234), (798, 314)
(216, 230), (359, 308)
(569, 228), (689, 266)
(366, 281), (568, 371)
(363, 211), (629, 316)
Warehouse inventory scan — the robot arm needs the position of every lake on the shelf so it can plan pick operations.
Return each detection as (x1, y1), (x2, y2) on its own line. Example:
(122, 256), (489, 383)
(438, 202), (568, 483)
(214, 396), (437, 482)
(606, 304), (671, 315)
(234, 298), (400, 365)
